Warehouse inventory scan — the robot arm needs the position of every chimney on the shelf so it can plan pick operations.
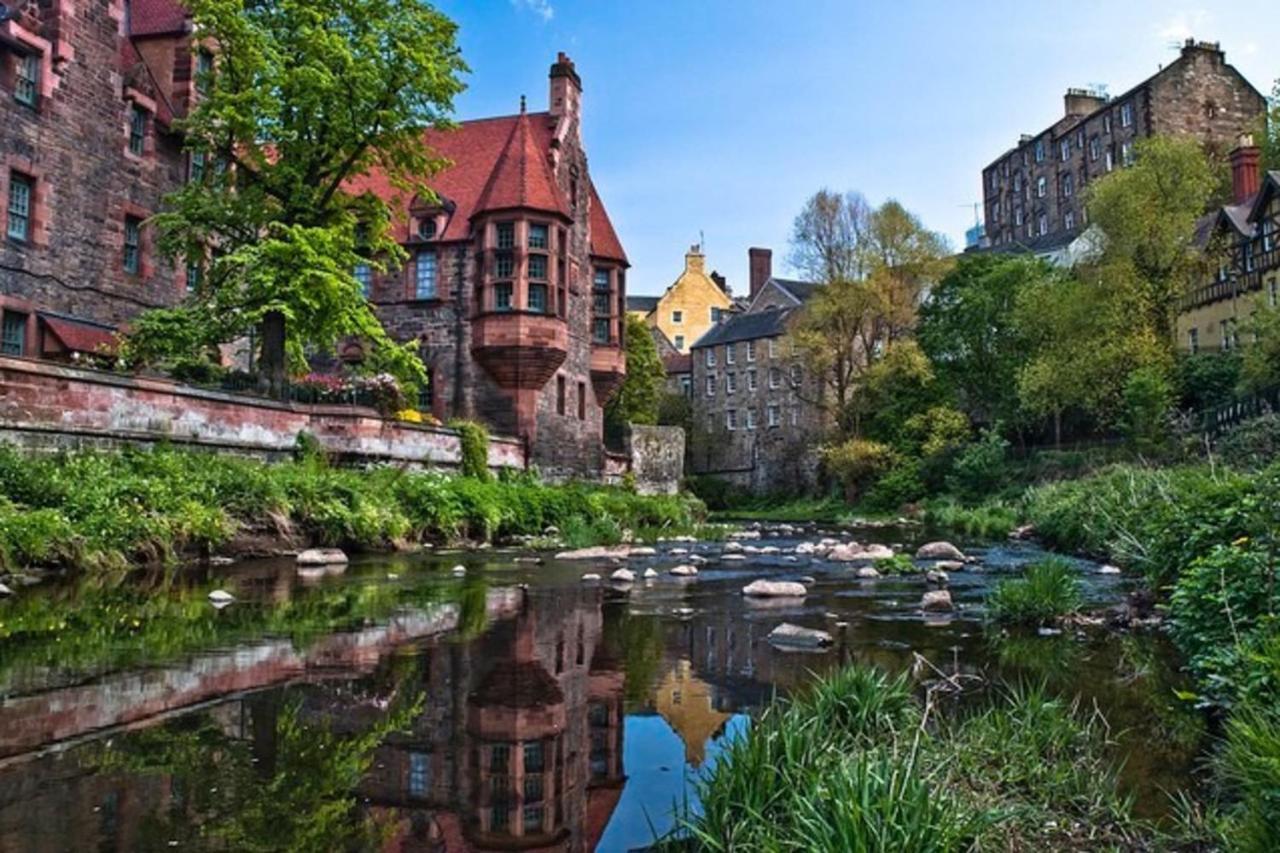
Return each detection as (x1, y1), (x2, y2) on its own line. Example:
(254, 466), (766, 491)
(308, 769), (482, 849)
(549, 51), (582, 121)
(1230, 134), (1261, 204)
(685, 244), (705, 275)
(748, 247), (772, 300)
(710, 271), (729, 295)
(1063, 87), (1107, 118)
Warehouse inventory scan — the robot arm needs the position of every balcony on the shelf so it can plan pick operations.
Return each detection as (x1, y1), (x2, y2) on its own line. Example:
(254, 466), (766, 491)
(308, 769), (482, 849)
(471, 311), (568, 390)
(589, 344), (626, 403)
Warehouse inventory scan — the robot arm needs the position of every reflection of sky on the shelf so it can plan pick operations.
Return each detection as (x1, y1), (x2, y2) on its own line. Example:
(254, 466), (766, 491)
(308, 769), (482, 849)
(595, 712), (749, 853)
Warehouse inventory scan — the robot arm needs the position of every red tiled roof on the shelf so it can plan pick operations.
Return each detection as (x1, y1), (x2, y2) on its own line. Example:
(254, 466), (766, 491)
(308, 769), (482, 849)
(40, 315), (118, 355)
(127, 0), (189, 37)
(589, 182), (628, 264)
(473, 109), (569, 219)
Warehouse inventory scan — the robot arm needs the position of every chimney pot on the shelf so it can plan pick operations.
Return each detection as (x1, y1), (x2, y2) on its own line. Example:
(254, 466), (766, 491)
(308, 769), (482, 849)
(1229, 135), (1262, 205)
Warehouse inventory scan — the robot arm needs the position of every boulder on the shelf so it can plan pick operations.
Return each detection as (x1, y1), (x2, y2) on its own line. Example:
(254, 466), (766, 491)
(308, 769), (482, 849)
(555, 545), (634, 560)
(798, 576), (816, 585)
(728, 530), (761, 540)
(0, 582), (12, 597)
(1098, 564), (1122, 575)
(933, 560), (965, 572)
(669, 564), (699, 576)
(581, 573), (601, 582)
(858, 544), (895, 561)
(208, 589), (235, 608)
(610, 568), (636, 583)
(628, 546), (657, 557)
(915, 541), (965, 561)
(723, 541), (744, 553)
(826, 543), (864, 562)
(767, 622), (833, 649)
(921, 590), (954, 612)
(856, 567), (881, 579)
(829, 543), (894, 562)
(759, 546), (781, 555)
(689, 554), (709, 564)
(669, 547), (689, 556)
(794, 542), (818, 556)
(1009, 524), (1036, 540)
(451, 565), (467, 576)
(296, 547), (349, 567)
(925, 569), (950, 587)
(643, 568), (659, 579)
(742, 580), (808, 598)
(721, 554), (747, 562)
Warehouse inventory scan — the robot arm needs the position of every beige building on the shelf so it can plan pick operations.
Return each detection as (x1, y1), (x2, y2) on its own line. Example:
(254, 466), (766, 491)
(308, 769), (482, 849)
(626, 245), (734, 353)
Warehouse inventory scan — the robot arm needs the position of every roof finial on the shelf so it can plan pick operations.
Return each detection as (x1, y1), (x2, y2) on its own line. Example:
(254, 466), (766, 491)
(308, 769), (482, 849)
(519, 94), (526, 114)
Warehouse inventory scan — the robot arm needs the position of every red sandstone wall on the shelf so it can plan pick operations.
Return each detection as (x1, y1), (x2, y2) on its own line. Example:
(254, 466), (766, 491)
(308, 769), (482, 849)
(0, 357), (525, 471)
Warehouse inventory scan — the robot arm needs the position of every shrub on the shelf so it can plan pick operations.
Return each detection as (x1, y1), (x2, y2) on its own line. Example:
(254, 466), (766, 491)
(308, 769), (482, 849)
(946, 428), (1009, 502)
(925, 499), (1018, 539)
(1175, 351), (1241, 411)
(1216, 699), (1280, 852)
(1120, 366), (1174, 456)
(449, 420), (491, 480)
(986, 557), (1082, 626)
(874, 553), (918, 575)
(864, 459), (926, 511)
(823, 438), (895, 501)
(684, 475), (736, 510)
(1216, 414), (1280, 471)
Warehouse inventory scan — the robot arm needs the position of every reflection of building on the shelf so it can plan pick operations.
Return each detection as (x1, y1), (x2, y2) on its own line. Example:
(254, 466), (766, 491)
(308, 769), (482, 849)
(652, 659), (731, 768)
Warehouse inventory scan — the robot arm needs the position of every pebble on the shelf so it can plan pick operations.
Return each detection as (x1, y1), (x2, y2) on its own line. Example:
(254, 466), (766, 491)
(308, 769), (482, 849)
(581, 573), (601, 582)
(610, 568), (636, 583)
(643, 568), (659, 579)
(451, 565), (467, 576)
(669, 564), (698, 576)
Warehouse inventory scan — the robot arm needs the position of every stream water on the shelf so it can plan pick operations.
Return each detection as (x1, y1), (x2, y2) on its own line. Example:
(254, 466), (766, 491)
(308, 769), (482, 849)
(0, 522), (1205, 852)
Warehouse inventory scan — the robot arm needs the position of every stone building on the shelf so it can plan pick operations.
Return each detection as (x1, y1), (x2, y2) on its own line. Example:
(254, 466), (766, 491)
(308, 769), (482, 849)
(981, 39), (1266, 253)
(688, 247), (824, 494)
(354, 53), (629, 479)
(626, 245), (733, 353)
(0, 0), (196, 357)
(1178, 136), (1280, 354)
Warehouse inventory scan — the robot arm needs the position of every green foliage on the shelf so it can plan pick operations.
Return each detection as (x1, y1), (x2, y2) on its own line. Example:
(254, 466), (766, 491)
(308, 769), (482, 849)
(1120, 365), (1173, 455)
(448, 419), (490, 480)
(822, 438), (896, 500)
(1216, 699), (1280, 852)
(684, 474), (736, 511)
(1217, 414), (1280, 471)
(606, 315), (667, 434)
(1261, 77), (1280, 173)
(986, 558), (1083, 626)
(874, 553), (918, 575)
(857, 340), (942, 443)
(1240, 304), (1280, 394)
(924, 499), (1018, 539)
(1175, 351), (1242, 411)
(945, 428), (1009, 502)
(863, 459), (926, 511)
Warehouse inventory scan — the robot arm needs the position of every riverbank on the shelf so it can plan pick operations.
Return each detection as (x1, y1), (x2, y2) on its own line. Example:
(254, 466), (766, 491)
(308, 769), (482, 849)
(0, 445), (706, 580)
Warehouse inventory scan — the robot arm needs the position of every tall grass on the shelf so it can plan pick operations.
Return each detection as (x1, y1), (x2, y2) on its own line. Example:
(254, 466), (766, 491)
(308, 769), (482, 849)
(924, 499), (1019, 539)
(986, 558), (1082, 626)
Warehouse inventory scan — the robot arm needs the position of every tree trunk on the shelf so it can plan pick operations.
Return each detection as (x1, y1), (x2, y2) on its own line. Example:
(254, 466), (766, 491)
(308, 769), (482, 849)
(259, 310), (288, 399)
(1053, 409), (1062, 448)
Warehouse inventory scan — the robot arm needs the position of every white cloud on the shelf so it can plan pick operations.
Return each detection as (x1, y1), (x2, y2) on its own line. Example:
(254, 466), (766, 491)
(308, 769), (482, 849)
(1156, 9), (1211, 43)
(511, 0), (554, 22)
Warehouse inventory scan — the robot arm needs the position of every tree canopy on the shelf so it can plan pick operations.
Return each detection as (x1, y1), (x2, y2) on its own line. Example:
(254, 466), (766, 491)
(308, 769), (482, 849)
(606, 315), (667, 433)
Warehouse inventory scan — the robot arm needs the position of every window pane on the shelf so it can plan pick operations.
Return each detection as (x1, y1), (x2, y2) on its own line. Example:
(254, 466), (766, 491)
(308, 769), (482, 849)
(495, 252), (514, 279)
(415, 251), (437, 299)
(354, 263), (372, 297)
(129, 107), (147, 155)
(495, 282), (513, 311)
(7, 173), (31, 242)
(593, 318), (610, 343)
(496, 222), (515, 249)
(15, 54), (39, 107)
(528, 223), (548, 249)
(593, 268), (610, 290)
(528, 254), (547, 281)
(528, 283), (547, 313)
(1, 311), (26, 356)
(123, 217), (141, 273)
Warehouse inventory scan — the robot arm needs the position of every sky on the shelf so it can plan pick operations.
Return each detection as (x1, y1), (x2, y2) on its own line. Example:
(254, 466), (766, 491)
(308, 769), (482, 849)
(433, 0), (1278, 298)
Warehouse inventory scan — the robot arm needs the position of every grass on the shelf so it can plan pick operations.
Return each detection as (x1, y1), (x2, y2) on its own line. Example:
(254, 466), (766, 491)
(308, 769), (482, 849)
(986, 558), (1083, 627)
(924, 498), (1019, 539)
(706, 495), (857, 524)
(665, 664), (1151, 852)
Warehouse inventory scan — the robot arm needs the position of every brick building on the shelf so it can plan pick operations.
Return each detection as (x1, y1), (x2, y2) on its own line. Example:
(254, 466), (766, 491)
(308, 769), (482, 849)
(688, 247), (825, 494)
(353, 53), (630, 478)
(1178, 136), (1280, 354)
(981, 40), (1266, 253)
(0, 0), (198, 357)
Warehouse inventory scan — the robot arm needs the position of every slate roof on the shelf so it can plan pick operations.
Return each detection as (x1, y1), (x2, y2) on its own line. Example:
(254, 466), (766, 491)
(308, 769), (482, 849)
(771, 278), (821, 304)
(691, 308), (794, 350)
(626, 295), (659, 313)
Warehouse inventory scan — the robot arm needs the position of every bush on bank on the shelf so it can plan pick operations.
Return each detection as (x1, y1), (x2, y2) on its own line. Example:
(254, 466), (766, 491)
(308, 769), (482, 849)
(0, 445), (705, 574)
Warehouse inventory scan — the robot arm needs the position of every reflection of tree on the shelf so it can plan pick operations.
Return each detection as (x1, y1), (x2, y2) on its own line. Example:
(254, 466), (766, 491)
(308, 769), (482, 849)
(615, 610), (664, 705)
(455, 576), (490, 641)
(88, 691), (423, 851)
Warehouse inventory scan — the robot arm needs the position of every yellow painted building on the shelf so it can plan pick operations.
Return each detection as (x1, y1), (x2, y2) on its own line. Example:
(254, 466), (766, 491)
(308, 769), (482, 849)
(1177, 166), (1280, 354)
(628, 245), (734, 353)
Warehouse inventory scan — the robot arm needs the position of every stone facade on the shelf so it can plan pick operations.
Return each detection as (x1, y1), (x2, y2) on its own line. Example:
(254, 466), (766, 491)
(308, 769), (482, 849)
(628, 245), (733, 353)
(688, 251), (824, 495)
(982, 40), (1266, 252)
(0, 0), (194, 351)
(626, 424), (685, 495)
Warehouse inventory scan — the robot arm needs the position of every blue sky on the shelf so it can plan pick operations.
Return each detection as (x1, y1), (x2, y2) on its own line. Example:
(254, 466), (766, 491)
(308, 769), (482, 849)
(434, 1), (1278, 297)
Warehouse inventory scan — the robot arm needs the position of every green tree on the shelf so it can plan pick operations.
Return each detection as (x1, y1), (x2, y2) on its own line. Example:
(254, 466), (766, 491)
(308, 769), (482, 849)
(919, 253), (1045, 429)
(1086, 135), (1217, 348)
(135, 0), (467, 394)
(606, 316), (666, 434)
(859, 200), (952, 342)
(1120, 366), (1174, 455)
(1241, 305), (1280, 394)
(1261, 78), (1279, 172)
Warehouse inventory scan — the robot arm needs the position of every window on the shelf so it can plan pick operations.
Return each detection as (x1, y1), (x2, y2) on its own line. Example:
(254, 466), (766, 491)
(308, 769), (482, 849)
(7, 172), (32, 242)
(1037, 214), (1048, 237)
(1060, 139), (1070, 162)
(577, 381), (586, 419)
(1270, 280), (1279, 308)
(418, 217), (437, 240)
(705, 348), (716, 367)
(408, 752), (430, 799)
(189, 151), (206, 183)
(195, 50), (214, 96)
(593, 267), (611, 343)
(494, 282), (513, 311)
(767, 338), (777, 358)
(1035, 176), (1046, 199)
(680, 375), (692, 397)
(1076, 129), (1085, 150)
(593, 317), (610, 343)
(413, 250), (437, 299)
(674, 334), (684, 349)
(745, 340), (756, 361)
(746, 369), (757, 391)
(557, 375), (566, 414)
(354, 262), (372, 297)
(528, 283), (547, 313)
(528, 223), (548, 249)
(726, 372), (737, 394)
(1034, 139), (1045, 163)
(725, 343), (735, 364)
(1262, 220), (1277, 253)
(672, 309), (683, 324)
(1121, 141), (1134, 166)
(1064, 210), (1075, 231)
(1104, 147), (1114, 172)
(495, 221), (515, 249)
(705, 374), (716, 396)
(1119, 102), (1133, 128)
(789, 364), (802, 385)
(1244, 242), (1256, 273)
(523, 804), (544, 830)
(1, 310), (26, 356)
(494, 252), (514, 279)
(710, 306), (722, 323)
(725, 410), (737, 431)
(15, 52), (39, 108)
(1220, 319), (1233, 351)
(185, 261), (201, 292)
(1103, 114), (1112, 135)
(745, 409), (756, 430)
(768, 367), (781, 389)
(1188, 327), (1199, 354)
(528, 254), (547, 281)
(767, 405), (780, 428)
(123, 216), (142, 273)
(128, 105), (147, 156)
(1014, 206), (1023, 227)
(524, 741), (545, 773)
(1089, 136), (1100, 161)
(1062, 173), (1073, 198)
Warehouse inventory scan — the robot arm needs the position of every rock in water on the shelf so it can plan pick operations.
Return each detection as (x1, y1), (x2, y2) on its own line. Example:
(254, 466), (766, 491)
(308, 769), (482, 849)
(925, 570), (950, 587)
(742, 580), (808, 598)
(921, 590), (954, 612)
(296, 548), (349, 566)
(555, 545), (634, 560)
(669, 564), (698, 576)
(610, 568), (636, 583)
(933, 560), (965, 572)
(858, 544), (895, 561)
(826, 543), (863, 562)
(768, 622), (833, 649)
(1098, 564), (1122, 575)
(856, 567), (881, 579)
(643, 568), (659, 579)
(628, 546), (657, 557)
(723, 541), (744, 554)
(915, 541), (965, 561)
(581, 573), (601, 582)
(0, 582), (14, 597)
(451, 565), (467, 577)
(208, 589), (235, 608)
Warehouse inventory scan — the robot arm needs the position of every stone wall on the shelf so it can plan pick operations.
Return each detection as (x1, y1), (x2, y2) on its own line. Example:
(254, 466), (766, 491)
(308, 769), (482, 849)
(0, 357), (526, 471)
(627, 425), (684, 495)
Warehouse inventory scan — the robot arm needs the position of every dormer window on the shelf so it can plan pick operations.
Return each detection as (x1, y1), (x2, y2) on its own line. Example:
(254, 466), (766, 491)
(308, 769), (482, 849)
(128, 105), (148, 156)
(418, 218), (437, 240)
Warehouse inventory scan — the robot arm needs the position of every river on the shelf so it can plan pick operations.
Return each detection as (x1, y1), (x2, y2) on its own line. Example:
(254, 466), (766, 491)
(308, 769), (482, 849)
(0, 521), (1204, 851)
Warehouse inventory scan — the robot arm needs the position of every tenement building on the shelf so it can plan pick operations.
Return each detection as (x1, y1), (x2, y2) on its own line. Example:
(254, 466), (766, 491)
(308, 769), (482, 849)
(1178, 135), (1280, 354)
(0, 0), (198, 357)
(688, 247), (824, 494)
(981, 39), (1265, 254)
(627, 245), (734, 353)
(355, 53), (630, 478)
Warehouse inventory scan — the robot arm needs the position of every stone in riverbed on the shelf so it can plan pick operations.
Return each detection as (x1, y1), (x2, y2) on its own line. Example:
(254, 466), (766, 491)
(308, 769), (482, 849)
(208, 589), (235, 608)
(689, 554), (708, 564)
(610, 568), (636, 583)
(581, 573), (601, 582)
(767, 622), (833, 649)
(829, 543), (894, 562)
(0, 582), (12, 597)
(915, 541), (965, 561)
(925, 570), (950, 587)
(1098, 564), (1122, 575)
(669, 547), (689, 556)
(721, 554), (747, 561)
(856, 566), (881, 579)
(669, 564), (698, 577)
(628, 546), (657, 557)
(921, 590), (954, 612)
(794, 542), (818, 555)
(555, 545), (634, 560)
(723, 541), (744, 553)
(451, 565), (467, 576)
(933, 560), (964, 572)
(643, 568), (659, 579)
(296, 548), (349, 566)
(742, 579), (808, 598)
